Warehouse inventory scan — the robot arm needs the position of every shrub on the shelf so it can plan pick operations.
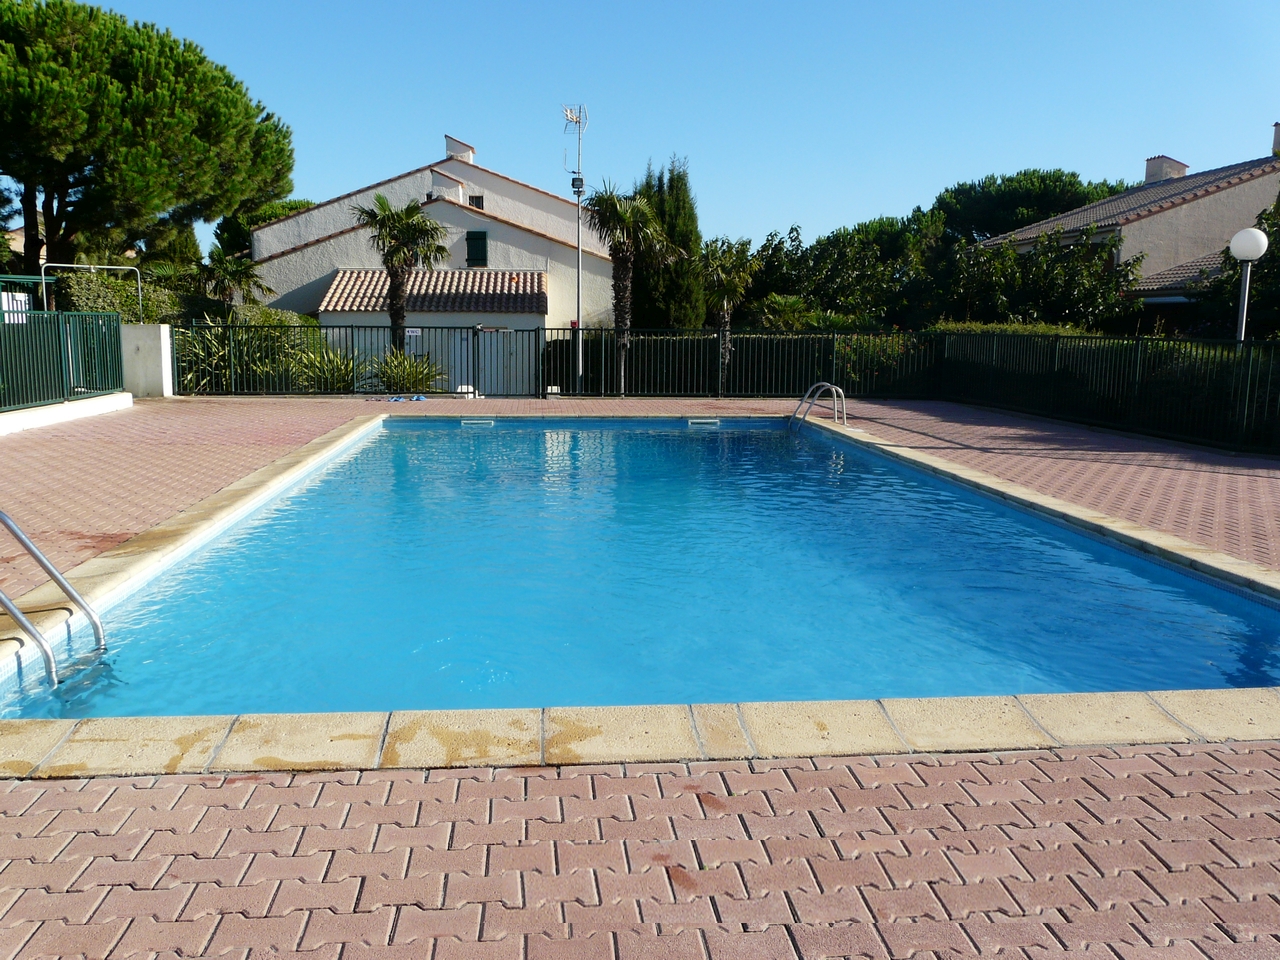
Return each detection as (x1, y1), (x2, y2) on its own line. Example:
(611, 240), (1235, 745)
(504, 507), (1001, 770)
(294, 343), (368, 393)
(927, 320), (1099, 336)
(375, 350), (446, 393)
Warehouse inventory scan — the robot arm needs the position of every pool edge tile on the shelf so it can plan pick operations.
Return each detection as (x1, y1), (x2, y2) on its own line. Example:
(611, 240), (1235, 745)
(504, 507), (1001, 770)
(381, 709), (541, 769)
(741, 700), (907, 758)
(1017, 692), (1197, 747)
(211, 712), (388, 772)
(882, 695), (1057, 753)
(690, 703), (754, 760)
(34, 715), (235, 778)
(1148, 687), (1280, 742)
(0, 719), (78, 778)
(544, 705), (701, 765)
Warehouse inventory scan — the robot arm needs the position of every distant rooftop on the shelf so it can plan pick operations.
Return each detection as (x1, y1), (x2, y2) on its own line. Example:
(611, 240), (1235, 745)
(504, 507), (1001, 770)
(987, 156), (1280, 246)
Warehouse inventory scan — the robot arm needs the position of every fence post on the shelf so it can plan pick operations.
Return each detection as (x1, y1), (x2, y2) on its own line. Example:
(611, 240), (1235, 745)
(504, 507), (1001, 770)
(716, 330), (723, 398)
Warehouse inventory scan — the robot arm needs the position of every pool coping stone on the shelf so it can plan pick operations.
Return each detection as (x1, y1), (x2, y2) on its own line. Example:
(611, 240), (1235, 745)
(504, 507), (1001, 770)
(2, 410), (1279, 776)
(7, 688), (1280, 777)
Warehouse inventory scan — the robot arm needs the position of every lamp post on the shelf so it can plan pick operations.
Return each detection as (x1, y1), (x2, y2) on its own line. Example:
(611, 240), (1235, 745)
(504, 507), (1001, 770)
(1229, 227), (1269, 341)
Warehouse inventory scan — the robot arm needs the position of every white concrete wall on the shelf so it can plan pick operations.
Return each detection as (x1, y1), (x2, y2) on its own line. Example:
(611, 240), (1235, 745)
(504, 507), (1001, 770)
(257, 200), (614, 327)
(252, 167), (438, 261)
(1121, 171), (1280, 276)
(120, 324), (173, 398)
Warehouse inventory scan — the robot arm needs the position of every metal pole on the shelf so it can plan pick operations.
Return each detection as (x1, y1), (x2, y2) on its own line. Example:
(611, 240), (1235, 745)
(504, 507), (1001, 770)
(1237, 260), (1253, 342)
(0, 510), (105, 650)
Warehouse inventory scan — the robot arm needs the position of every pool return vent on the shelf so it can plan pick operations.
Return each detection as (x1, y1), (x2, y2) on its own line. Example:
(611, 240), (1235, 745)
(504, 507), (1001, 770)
(0, 509), (108, 687)
(687, 419), (720, 427)
(461, 420), (496, 427)
(790, 382), (848, 431)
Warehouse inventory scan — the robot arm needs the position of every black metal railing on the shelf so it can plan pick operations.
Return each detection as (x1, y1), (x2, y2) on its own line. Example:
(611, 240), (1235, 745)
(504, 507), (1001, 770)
(0, 311), (124, 413)
(171, 323), (1280, 451)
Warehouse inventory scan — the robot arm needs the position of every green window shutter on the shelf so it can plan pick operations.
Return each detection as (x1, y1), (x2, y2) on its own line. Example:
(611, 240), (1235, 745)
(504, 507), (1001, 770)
(466, 231), (488, 268)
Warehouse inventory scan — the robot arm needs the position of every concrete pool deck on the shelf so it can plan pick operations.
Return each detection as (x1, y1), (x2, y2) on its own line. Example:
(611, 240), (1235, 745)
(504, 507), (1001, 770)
(2, 397), (1280, 954)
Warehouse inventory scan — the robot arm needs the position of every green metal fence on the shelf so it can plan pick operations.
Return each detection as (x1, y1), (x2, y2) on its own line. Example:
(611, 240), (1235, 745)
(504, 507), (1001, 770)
(0, 311), (124, 413)
(171, 322), (1280, 451)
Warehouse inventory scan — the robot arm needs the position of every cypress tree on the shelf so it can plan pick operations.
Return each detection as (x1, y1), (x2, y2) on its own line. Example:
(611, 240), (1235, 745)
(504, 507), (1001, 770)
(632, 157), (704, 329)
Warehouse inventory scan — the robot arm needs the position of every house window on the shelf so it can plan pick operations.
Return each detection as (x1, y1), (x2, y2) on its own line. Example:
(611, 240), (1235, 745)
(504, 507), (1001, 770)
(467, 195), (484, 210)
(466, 231), (488, 268)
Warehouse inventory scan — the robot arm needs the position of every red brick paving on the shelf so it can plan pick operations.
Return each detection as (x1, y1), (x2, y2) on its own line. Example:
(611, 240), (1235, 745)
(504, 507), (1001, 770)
(0, 744), (1276, 957)
(4, 395), (1280, 600)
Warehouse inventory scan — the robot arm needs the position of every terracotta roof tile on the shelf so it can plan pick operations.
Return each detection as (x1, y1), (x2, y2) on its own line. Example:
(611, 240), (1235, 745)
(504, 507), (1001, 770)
(318, 269), (548, 314)
(986, 156), (1280, 246)
(1133, 252), (1223, 294)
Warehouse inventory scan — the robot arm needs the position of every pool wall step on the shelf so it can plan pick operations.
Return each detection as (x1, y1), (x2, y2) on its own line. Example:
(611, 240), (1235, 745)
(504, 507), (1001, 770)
(4, 688), (1280, 779)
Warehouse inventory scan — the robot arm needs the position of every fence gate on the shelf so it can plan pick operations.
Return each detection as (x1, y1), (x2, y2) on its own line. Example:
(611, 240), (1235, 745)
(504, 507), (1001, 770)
(471, 327), (541, 397)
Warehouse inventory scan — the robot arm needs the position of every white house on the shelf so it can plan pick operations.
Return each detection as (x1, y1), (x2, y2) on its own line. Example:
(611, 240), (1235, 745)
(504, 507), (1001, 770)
(251, 135), (614, 329)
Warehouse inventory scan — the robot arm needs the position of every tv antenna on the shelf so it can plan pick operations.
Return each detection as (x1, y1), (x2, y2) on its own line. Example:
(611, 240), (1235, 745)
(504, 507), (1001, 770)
(563, 104), (587, 392)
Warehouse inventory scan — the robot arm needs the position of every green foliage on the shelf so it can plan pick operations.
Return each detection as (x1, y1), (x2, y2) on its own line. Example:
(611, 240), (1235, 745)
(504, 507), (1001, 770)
(292, 342), (366, 393)
(351, 193), (448, 349)
(926, 320), (1098, 336)
(947, 228), (1142, 329)
(1191, 195), (1280, 339)
(215, 198), (315, 254)
(0, 0), (293, 271)
(230, 303), (315, 327)
(142, 224), (202, 265)
(632, 158), (704, 329)
(701, 237), (757, 328)
(200, 245), (274, 305)
(374, 350), (446, 393)
(55, 272), (186, 323)
(933, 169), (1132, 243)
(583, 182), (674, 335)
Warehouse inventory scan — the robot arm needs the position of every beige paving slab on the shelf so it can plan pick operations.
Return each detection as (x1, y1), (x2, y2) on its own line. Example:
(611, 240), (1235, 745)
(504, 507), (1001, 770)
(34, 715), (234, 778)
(691, 703), (753, 759)
(382, 709), (541, 769)
(1148, 687), (1280, 741)
(1018, 692), (1196, 746)
(0, 719), (75, 778)
(544, 705), (700, 765)
(212, 712), (387, 772)
(740, 700), (905, 758)
(883, 695), (1057, 752)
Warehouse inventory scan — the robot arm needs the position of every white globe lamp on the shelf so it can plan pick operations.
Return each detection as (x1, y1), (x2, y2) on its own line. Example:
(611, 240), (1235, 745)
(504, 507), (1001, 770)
(1230, 227), (1269, 341)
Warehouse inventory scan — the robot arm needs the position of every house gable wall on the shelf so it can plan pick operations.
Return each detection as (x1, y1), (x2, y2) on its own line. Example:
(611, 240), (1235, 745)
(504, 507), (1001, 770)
(1120, 171), (1280, 276)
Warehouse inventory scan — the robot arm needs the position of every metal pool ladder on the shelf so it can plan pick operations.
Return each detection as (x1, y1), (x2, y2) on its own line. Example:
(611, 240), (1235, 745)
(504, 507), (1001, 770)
(0, 510), (108, 687)
(790, 381), (848, 430)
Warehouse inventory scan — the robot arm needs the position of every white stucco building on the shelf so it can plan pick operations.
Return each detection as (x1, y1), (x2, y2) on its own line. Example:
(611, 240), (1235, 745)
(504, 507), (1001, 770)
(251, 136), (613, 329)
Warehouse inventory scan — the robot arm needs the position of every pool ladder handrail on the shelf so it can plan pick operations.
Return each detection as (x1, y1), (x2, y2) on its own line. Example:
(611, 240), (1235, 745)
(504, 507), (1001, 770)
(789, 382), (848, 430)
(0, 509), (109, 687)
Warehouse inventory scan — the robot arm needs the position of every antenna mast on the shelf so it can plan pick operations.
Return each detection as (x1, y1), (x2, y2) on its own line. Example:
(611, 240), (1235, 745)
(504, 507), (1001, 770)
(563, 105), (587, 393)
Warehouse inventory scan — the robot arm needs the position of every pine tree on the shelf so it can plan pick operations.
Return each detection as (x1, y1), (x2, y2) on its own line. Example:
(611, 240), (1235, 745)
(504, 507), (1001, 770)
(632, 158), (704, 329)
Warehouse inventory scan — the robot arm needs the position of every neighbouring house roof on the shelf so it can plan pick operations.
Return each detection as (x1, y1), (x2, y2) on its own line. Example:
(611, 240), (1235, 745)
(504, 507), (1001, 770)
(1133, 252), (1223, 295)
(986, 156), (1280, 246)
(319, 269), (549, 314)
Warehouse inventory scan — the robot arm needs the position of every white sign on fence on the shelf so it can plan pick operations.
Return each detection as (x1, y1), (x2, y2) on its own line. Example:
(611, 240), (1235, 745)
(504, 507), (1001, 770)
(1, 291), (30, 322)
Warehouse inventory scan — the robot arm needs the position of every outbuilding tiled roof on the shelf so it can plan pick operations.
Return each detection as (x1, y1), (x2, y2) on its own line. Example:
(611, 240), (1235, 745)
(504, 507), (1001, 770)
(1133, 252), (1223, 294)
(319, 269), (548, 314)
(987, 156), (1280, 245)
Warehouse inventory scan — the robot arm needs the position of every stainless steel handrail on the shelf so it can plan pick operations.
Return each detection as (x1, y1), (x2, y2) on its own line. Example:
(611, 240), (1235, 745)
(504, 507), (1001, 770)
(0, 510), (105, 651)
(0, 588), (58, 686)
(789, 382), (848, 430)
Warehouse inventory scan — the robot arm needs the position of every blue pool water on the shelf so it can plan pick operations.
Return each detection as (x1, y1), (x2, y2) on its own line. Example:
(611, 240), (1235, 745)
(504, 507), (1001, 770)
(9, 418), (1280, 718)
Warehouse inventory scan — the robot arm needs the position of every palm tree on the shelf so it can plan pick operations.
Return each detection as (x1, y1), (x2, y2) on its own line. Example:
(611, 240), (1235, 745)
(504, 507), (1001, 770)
(701, 237), (759, 394)
(351, 194), (449, 351)
(200, 245), (274, 307)
(583, 182), (673, 395)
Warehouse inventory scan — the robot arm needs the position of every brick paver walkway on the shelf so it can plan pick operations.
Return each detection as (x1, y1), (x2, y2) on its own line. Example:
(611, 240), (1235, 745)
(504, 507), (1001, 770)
(2, 744), (1279, 958)
(3, 396), (1280, 599)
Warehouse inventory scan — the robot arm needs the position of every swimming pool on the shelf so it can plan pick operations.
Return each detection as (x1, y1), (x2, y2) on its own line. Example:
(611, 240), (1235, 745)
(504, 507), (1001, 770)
(7, 417), (1280, 718)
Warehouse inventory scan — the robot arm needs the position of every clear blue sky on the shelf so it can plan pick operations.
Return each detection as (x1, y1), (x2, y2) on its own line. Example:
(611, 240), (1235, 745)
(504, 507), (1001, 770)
(106, 0), (1280, 251)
